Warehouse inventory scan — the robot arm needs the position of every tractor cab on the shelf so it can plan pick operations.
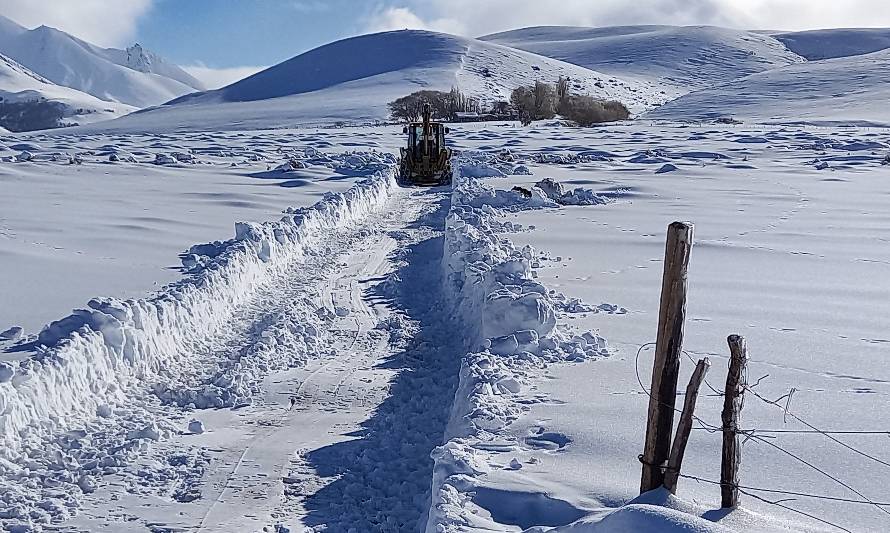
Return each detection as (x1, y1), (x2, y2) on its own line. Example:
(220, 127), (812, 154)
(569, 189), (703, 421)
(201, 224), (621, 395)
(399, 104), (452, 186)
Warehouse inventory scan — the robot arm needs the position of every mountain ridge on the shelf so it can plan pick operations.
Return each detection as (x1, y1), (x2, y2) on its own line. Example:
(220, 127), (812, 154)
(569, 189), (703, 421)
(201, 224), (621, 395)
(0, 14), (204, 108)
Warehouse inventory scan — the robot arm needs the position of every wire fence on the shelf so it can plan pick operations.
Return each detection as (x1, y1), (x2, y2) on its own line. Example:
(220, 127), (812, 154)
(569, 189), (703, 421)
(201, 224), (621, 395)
(634, 342), (890, 532)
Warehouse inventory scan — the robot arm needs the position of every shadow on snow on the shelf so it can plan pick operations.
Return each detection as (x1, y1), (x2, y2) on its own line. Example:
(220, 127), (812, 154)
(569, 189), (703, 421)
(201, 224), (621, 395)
(302, 195), (462, 532)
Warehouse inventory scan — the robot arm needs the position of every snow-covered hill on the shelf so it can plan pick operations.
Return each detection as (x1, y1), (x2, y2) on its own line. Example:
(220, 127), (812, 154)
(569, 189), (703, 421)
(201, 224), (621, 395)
(771, 28), (890, 59)
(0, 15), (204, 108)
(79, 30), (661, 133)
(647, 48), (890, 126)
(0, 53), (135, 131)
(480, 25), (805, 98)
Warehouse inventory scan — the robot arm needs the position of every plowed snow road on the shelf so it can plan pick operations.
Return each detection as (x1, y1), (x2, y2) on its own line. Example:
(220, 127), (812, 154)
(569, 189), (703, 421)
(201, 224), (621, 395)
(59, 185), (461, 532)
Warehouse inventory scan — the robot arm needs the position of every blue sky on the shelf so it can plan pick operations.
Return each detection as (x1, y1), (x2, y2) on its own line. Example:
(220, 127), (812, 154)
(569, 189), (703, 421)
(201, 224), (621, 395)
(136, 0), (368, 68)
(3, 0), (890, 88)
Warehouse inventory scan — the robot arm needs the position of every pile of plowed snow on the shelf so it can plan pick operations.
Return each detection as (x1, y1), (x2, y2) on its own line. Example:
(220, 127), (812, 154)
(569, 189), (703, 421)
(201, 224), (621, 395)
(79, 30), (657, 133)
(0, 155), (396, 528)
(428, 154), (611, 531)
(647, 48), (890, 126)
(480, 25), (804, 97)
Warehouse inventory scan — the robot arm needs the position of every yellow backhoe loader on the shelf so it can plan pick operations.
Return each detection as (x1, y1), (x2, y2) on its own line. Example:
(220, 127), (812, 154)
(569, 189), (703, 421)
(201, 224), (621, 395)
(399, 103), (452, 186)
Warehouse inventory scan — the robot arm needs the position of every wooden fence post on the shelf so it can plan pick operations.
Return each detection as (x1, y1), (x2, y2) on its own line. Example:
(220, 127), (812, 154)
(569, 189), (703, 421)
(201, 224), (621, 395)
(640, 221), (694, 493)
(722, 334), (748, 508)
(663, 357), (710, 493)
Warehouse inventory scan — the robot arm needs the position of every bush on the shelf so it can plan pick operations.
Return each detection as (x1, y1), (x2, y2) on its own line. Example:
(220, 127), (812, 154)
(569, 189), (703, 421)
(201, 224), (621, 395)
(558, 95), (630, 126)
(510, 81), (558, 126)
(511, 77), (629, 127)
(510, 86), (535, 126)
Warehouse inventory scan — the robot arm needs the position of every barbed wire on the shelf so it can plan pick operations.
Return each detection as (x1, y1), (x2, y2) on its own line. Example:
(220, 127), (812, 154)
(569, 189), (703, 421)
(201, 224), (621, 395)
(740, 489), (853, 533)
(633, 340), (890, 526)
(744, 385), (890, 470)
(733, 429), (890, 436)
(634, 343), (722, 433)
(678, 473), (890, 506)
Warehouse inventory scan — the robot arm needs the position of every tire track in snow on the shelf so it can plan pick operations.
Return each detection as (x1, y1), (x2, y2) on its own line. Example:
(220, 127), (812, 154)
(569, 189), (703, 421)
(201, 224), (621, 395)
(297, 189), (465, 532)
(175, 193), (412, 532)
(59, 185), (398, 531)
(63, 185), (463, 533)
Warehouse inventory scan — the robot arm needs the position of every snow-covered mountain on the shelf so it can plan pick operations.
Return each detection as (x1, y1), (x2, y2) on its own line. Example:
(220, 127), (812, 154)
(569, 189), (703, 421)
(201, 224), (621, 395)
(769, 28), (890, 60)
(0, 52), (135, 132)
(100, 43), (205, 89)
(78, 30), (661, 132)
(480, 25), (805, 98)
(0, 14), (204, 108)
(19, 24), (889, 132)
(647, 47), (890, 126)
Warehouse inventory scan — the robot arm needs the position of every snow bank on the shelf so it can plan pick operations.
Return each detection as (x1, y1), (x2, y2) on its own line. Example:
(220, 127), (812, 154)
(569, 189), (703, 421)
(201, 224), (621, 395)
(0, 153), (396, 526)
(427, 157), (610, 532)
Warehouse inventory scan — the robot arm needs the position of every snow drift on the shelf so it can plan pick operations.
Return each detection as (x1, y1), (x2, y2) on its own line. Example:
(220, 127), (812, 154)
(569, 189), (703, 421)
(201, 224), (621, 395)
(79, 30), (654, 133)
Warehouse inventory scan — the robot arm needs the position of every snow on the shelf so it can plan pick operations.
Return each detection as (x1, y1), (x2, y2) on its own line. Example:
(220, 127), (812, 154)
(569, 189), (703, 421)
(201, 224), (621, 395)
(0, 53), (135, 130)
(771, 28), (890, 60)
(430, 120), (890, 532)
(100, 43), (206, 91)
(0, 154), (397, 528)
(427, 154), (612, 532)
(1, 119), (887, 532)
(480, 25), (804, 98)
(0, 130), (382, 339)
(0, 15), (203, 108)
(647, 48), (890, 126)
(74, 30), (659, 133)
(1, 19), (889, 533)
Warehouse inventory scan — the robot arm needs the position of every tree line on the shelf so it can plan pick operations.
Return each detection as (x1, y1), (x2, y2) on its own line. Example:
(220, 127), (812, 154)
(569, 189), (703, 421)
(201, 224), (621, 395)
(510, 77), (630, 126)
(388, 87), (481, 123)
(388, 77), (629, 127)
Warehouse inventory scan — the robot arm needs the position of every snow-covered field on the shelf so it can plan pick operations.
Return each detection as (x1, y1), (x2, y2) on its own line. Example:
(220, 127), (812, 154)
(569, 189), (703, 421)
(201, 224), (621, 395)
(2, 12), (890, 532)
(439, 122), (890, 532)
(2, 118), (889, 532)
(0, 129), (384, 336)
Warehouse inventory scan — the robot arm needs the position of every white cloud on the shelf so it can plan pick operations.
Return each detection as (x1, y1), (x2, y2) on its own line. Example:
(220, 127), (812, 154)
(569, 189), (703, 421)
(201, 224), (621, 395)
(365, 6), (466, 35)
(0, 0), (153, 47)
(180, 63), (267, 90)
(728, 0), (890, 30)
(365, 1), (890, 37)
(290, 0), (332, 13)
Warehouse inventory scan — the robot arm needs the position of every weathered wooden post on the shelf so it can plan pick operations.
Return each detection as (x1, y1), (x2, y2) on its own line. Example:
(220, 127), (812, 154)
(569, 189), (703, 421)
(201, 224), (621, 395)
(663, 357), (710, 493)
(640, 221), (694, 493)
(721, 334), (748, 508)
